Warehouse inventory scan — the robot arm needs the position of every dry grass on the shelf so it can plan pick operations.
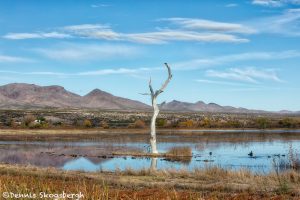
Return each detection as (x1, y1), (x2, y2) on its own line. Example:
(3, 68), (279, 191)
(164, 146), (192, 163)
(0, 164), (300, 199)
(166, 147), (192, 157)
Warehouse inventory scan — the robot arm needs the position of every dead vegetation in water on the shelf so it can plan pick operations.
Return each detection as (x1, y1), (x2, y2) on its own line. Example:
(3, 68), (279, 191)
(273, 145), (300, 172)
(111, 146), (192, 163)
(164, 146), (192, 163)
(166, 146), (192, 157)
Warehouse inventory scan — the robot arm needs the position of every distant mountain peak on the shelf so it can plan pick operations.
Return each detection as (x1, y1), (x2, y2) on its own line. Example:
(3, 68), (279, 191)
(85, 89), (111, 97)
(0, 83), (150, 110)
(160, 100), (267, 113)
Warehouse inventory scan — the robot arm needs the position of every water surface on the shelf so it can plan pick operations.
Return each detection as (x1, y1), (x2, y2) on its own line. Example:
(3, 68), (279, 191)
(0, 130), (299, 173)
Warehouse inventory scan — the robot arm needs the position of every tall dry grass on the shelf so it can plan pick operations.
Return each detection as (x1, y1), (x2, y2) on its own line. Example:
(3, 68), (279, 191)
(0, 164), (300, 199)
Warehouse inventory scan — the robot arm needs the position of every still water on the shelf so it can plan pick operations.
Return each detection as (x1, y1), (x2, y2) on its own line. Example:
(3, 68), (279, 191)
(0, 130), (299, 173)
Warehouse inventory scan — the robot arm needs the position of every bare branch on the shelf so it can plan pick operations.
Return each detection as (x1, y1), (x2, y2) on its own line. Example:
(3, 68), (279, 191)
(149, 77), (154, 96)
(154, 63), (172, 97)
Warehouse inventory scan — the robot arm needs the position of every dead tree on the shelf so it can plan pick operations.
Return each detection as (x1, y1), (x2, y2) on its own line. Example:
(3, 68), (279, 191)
(147, 63), (172, 154)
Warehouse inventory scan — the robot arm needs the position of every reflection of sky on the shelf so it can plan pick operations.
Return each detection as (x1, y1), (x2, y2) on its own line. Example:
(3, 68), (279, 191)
(63, 140), (300, 173)
(1, 134), (300, 173)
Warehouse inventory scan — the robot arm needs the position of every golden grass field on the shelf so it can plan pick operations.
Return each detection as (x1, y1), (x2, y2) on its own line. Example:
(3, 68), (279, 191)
(0, 164), (299, 200)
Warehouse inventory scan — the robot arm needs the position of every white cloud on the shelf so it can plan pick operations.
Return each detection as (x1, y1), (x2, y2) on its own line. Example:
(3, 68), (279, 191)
(195, 79), (249, 86)
(162, 18), (256, 34)
(35, 43), (140, 61)
(206, 67), (283, 83)
(63, 24), (248, 43)
(225, 3), (238, 7)
(91, 4), (111, 8)
(77, 68), (138, 75)
(0, 54), (33, 63)
(64, 24), (120, 40)
(0, 67), (157, 77)
(64, 24), (110, 31)
(253, 9), (300, 36)
(252, 0), (300, 7)
(3, 19), (252, 44)
(173, 50), (300, 70)
(3, 32), (71, 40)
(124, 31), (248, 44)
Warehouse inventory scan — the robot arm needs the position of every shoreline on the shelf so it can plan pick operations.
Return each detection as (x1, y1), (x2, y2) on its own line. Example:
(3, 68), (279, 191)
(0, 127), (299, 135)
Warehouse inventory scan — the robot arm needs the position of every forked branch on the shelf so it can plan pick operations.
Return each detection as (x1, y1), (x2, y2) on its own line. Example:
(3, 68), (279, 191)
(149, 63), (173, 99)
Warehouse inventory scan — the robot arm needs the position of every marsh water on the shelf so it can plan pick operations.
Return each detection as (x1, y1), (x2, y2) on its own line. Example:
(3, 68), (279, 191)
(0, 130), (300, 173)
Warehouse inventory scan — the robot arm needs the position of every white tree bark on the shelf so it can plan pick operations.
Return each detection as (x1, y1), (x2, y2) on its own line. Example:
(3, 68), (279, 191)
(150, 157), (157, 171)
(148, 63), (172, 154)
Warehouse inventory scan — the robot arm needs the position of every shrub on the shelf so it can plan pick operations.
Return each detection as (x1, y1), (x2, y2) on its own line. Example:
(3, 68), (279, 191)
(198, 117), (212, 128)
(6, 118), (17, 128)
(53, 121), (63, 126)
(37, 116), (46, 122)
(23, 115), (36, 127)
(100, 121), (109, 129)
(185, 120), (194, 128)
(157, 118), (167, 127)
(279, 118), (297, 128)
(256, 117), (270, 129)
(83, 119), (92, 128)
(133, 119), (146, 129)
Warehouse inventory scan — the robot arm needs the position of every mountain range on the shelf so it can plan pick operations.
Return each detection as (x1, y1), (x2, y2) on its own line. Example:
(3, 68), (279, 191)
(0, 83), (298, 113)
(0, 83), (149, 110)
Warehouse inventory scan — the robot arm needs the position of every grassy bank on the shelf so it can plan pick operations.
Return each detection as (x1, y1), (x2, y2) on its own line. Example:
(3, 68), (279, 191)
(0, 127), (299, 135)
(0, 164), (299, 199)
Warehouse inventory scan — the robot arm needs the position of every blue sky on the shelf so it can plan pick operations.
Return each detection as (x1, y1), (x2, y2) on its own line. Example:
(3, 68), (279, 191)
(0, 0), (300, 111)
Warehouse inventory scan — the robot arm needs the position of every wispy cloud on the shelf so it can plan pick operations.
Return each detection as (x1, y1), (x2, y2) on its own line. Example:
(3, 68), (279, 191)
(206, 67), (283, 83)
(62, 24), (120, 40)
(0, 54), (33, 63)
(161, 18), (256, 34)
(252, 0), (300, 7)
(3, 32), (71, 40)
(77, 68), (137, 76)
(173, 50), (300, 70)
(0, 67), (158, 77)
(35, 43), (141, 61)
(253, 8), (300, 36)
(3, 19), (252, 43)
(124, 31), (248, 44)
(77, 68), (152, 76)
(195, 79), (250, 86)
(225, 3), (238, 7)
(91, 4), (111, 8)
(63, 23), (249, 43)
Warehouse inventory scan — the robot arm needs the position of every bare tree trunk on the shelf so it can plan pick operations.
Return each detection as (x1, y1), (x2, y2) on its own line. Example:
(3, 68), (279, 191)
(148, 63), (172, 154)
(150, 97), (159, 153)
